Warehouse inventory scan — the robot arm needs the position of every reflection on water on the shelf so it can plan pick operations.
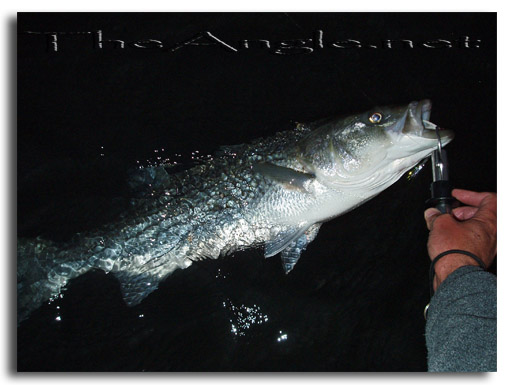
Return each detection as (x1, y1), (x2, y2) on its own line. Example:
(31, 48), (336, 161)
(277, 330), (288, 342)
(135, 148), (214, 170)
(216, 267), (271, 337)
(223, 299), (270, 337)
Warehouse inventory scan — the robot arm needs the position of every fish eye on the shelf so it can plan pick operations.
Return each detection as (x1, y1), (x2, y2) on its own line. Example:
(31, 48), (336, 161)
(369, 112), (382, 124)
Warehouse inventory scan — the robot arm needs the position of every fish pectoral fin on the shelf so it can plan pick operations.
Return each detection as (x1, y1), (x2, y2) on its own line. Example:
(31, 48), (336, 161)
(264, 225), (310, 258)
(253, 162), (315, 192)
(265, 223), (322, 273)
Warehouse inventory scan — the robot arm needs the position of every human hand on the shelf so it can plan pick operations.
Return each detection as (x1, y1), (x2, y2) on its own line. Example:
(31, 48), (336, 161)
(424, 189), (497, 291)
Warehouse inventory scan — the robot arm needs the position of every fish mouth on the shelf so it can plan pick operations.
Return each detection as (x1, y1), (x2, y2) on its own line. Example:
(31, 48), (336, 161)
(402, 100), (454, 144)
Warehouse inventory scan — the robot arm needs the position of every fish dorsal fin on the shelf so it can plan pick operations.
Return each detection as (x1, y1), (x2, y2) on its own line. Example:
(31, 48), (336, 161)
(264, 223), (322, 273)
(126, 166), (174, 197)
(253, 162), (315, 192)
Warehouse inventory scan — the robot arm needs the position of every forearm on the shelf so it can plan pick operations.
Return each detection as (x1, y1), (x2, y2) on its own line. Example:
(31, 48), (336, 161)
(425, 266), (497, 372)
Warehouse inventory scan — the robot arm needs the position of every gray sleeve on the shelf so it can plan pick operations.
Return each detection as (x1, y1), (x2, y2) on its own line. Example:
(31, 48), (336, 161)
(425, 265), (496, 372)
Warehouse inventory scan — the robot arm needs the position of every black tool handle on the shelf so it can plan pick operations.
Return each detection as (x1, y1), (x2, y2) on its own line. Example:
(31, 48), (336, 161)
(425, 180), (459, 214)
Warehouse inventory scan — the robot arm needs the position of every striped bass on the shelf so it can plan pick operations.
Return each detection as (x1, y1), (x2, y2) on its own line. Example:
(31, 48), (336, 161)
(17, 99), (453, 323)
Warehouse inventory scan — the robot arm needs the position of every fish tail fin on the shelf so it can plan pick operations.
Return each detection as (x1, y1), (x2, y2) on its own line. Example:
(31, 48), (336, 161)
(17, 237), (91, 324)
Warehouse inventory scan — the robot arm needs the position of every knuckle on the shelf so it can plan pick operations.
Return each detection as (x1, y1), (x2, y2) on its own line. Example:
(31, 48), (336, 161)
(484, 192), (497, 205)
(430, 214), (455, 231)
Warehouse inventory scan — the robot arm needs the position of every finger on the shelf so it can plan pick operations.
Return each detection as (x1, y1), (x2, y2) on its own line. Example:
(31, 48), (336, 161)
(424, 208), (441, 230)
(452, 206), (479, 221)
(452, 189), (491, 207)
(472, 192), (497, 223)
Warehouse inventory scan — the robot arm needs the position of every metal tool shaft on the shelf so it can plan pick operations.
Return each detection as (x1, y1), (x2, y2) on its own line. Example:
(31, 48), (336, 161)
(426, 126), (458, 214)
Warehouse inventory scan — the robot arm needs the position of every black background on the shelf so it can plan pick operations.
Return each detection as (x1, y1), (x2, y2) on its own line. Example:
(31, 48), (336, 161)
(17, 13), (496, 371)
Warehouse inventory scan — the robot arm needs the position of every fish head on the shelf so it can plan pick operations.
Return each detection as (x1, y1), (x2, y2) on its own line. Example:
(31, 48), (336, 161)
(296, 99), (454, 192)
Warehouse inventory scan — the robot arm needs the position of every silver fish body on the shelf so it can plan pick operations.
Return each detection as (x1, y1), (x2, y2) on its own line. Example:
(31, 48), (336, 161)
(17, 99), (453, 323)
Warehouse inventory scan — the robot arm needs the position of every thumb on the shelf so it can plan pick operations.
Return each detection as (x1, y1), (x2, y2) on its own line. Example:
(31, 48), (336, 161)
(424, 208), (441, 230)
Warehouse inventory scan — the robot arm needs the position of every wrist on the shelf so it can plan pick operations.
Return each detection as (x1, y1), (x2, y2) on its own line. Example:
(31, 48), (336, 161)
(429, 250), (486, 295)
(434, 252), (481, 284)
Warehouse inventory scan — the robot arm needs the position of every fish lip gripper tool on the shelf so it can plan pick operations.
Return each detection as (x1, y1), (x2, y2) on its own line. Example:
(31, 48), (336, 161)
(425, 126), (459, 214)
